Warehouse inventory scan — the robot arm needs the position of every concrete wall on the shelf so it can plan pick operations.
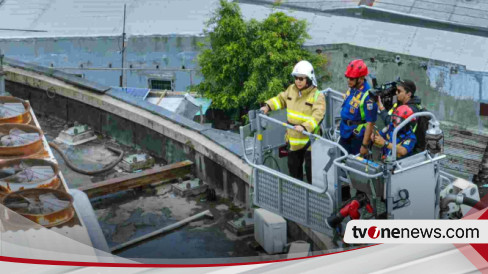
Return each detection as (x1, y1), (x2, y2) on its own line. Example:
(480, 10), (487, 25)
(4, 69), (250, 206)
(0, 35), (204, 91)
(2, 36), (487, 133)
(310, 44), (488, 134)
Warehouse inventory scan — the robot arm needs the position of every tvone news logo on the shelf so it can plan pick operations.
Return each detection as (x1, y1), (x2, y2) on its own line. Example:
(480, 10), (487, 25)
(351, 225), (381, 239)
(353, 225), (426, 239)
(368, 226), (380, 239)
(346, 220), (483, 243)
(351, 225), (479, 240)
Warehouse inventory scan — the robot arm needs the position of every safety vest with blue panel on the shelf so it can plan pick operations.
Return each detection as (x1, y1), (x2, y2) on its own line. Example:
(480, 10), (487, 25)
(380, 123), (417, 159)
(340, 81), (378, 139)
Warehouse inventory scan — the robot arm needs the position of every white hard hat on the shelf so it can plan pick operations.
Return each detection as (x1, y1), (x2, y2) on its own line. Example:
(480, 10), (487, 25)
(291, 60), (317, 87)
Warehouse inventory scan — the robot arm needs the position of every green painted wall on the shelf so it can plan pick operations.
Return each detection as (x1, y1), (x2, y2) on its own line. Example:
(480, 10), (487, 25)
(309, 44), (488, 133)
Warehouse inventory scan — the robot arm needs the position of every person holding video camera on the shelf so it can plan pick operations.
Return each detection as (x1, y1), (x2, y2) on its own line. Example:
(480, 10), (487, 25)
(260, 60), (325, 183)
(377, 79), (430, 153)
(340, 59), (378, 156)
(371, 105), (417, 160)
(377, 79), (422, 126)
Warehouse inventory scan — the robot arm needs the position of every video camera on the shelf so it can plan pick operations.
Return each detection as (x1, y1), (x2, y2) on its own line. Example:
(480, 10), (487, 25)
(370, 76), (400, 111)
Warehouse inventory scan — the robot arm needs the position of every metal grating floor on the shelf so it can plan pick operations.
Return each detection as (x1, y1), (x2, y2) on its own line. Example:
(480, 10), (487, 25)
(255, 169), (334, 236)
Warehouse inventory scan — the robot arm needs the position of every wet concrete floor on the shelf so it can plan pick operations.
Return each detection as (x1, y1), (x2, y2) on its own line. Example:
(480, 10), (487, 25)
(38, 114), (261, 259)
(93, 186), (259, 259)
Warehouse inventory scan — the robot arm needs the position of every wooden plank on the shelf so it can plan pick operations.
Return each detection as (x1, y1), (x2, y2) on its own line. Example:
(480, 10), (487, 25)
(444, 128), (488, 143)
(149, 90), (199, 97)
(78, 160), (193, 198)
(441, 126), (488, 177)
(441, 158), (481, 175)
(445, 138), (487, 151)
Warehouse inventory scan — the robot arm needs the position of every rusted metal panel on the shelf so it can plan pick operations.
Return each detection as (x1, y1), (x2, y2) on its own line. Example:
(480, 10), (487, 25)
(78, 160), (193, 198)
(441, 157), (482, 175)
(481, 103), (488, 117)
(444, 139), (486, 152)
(0, 102), (82, 230)
(0, 123), (44, 156)
(441, 126), (488, 177)
(0, 96), (32, 124)
(444, 128), (488, 144)
(0, 158), (60, 194)
(1, 188), (75, 228)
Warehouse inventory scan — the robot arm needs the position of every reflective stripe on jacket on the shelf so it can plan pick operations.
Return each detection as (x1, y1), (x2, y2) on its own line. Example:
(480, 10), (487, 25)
(340, 84), (377, 138)
(265, 84), (326, 151)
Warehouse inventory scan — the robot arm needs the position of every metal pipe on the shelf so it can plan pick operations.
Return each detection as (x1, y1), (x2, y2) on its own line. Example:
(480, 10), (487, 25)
(255, 112), (264, 165)
(240, 111), (351, 192)
(111, 209), (213, 253)
(323, 88), (345, 99)
(392, 155), (446, 174)
(190, 69), (193, 86)
(440, 194), (464, 213)
(239, 125), (254, 166)
(239, 126), (328, 193)
(391, 112), (439, 161)
(463, 196), (485, 210)
(49, 142), (124, 175)
(440, 194), (487, 218)
(241, 112), (350, 191)
(199, 104), (203, 124)
(323, 88), (344, 134)
(55, 67), (198, 72)
(0, 49), (5, 94)
(332, 155), (383, 179)
(257, 113), (348, 155)
(0, 28), (47, 32)
(120, 4), (127, 87)
(439, 170), (458, 181)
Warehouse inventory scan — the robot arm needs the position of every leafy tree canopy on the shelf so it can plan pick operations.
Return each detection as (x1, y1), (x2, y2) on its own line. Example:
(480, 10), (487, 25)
(196, 0), (327, 112)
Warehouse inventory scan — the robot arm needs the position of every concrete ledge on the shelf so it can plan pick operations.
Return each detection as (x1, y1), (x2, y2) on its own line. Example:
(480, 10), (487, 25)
(4, 57), (110, 94)
(4, 65), (251, 192)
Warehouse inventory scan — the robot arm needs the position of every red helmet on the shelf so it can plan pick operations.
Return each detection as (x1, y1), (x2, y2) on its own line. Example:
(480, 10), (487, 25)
(392, 105), (415, 126)
(344, 59), (368, 78)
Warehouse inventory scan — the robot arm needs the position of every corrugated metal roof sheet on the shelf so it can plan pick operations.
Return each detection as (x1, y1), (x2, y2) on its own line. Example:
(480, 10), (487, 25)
(245, 0), (488, 30)
(0, 0), (220, 38)
(1, 0), (488, 71)
(238, 3), (488, 71)
(371, 0), (488, 28)
(111, 87), (151, 100)
(107, 87), (208, 131)
(194, 97), (212, 115)
(441, 126), (488, 177)
(145, 94), (211, 115)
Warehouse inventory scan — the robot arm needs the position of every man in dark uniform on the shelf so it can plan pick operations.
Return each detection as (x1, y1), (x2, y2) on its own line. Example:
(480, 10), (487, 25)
(372, 105), (417, 160)
(377, 79), (428, 152)
(377, 79), (422, 126)
(340, 59), (378, 155)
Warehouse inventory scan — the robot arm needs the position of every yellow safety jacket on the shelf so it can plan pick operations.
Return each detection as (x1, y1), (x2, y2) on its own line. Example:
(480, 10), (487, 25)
(266, 84), (326, 151)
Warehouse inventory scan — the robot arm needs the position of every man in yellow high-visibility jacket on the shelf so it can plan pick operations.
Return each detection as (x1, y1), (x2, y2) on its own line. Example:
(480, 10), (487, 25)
(260, 61), (325, 183)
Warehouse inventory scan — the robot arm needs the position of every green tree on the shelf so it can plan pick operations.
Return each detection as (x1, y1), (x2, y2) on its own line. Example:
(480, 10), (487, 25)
(196, 0), (327, 115)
